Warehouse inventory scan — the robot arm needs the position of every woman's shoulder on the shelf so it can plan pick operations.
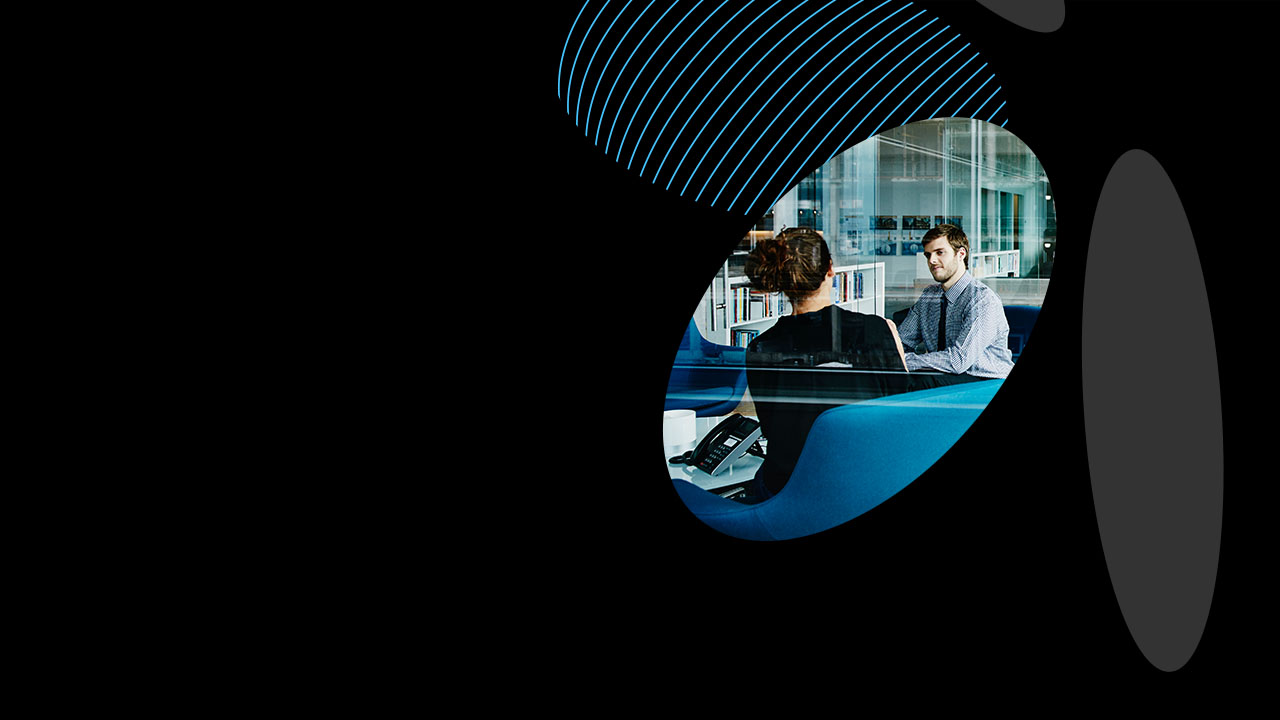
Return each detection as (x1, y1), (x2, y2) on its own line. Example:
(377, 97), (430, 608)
(835, 306), (882, 326)
(835, 306), (896, 341)
(747, 317), (793, 351)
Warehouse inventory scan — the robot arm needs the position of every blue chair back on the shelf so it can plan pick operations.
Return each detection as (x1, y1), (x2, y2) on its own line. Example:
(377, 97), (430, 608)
(1004, 305), (1040, 361)
(672, 379), (1003, 540)
(665, 319), (748, 417)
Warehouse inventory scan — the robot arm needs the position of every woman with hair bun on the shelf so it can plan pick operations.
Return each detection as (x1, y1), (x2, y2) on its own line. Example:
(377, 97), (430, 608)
(742, 227), (907, 500)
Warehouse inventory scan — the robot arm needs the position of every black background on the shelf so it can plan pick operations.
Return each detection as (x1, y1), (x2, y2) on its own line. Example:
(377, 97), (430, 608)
(498, 0), (1271, 688)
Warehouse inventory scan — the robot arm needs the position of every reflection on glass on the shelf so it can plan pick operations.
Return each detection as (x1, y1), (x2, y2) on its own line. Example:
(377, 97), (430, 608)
(667, 119), (1050, 538)
(695, 118), (1053, 348)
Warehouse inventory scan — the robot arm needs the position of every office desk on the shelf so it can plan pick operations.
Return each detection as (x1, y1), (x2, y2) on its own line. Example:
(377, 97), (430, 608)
(666, 414), (763, 494)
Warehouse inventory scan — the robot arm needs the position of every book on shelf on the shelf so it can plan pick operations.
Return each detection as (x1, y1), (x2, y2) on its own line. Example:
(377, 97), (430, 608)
(731, 286), (789, 324)
(830, 271), (866, 303)
(732, 328), (760, 348)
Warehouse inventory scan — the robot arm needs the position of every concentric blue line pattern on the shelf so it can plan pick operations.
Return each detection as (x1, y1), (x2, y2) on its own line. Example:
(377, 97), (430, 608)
(718, 1), (916, 211)
(559, 0), (1009, 218)
(759, 26), (959, 213)
(732, 7), (937, 213)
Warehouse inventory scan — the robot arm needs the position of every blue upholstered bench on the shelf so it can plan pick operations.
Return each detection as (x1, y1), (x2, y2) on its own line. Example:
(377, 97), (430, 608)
(665, 319), (749, 417)
(672, 379), (1004, 541)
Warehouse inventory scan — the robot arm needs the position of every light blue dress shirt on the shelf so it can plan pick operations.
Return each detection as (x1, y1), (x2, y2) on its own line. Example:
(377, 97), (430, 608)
(897, 270), (1014, 378)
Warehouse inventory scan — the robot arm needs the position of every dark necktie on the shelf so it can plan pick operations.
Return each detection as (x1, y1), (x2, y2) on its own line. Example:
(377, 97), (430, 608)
(937, 293), (948, 351)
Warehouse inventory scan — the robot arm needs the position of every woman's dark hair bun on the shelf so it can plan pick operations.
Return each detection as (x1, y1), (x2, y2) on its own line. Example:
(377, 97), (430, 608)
(745, 237), (792, 293)
(744, 227), (830, 301)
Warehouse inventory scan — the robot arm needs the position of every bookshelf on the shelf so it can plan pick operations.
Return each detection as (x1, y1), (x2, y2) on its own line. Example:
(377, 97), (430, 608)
(702, 261), (887, 347)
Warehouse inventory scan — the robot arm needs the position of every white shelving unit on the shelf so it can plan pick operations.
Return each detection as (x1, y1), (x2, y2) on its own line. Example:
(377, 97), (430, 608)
(913, 248), (1020, 281)
(702, 261), (886, 347)
(916, 249), (1019, 280)
(970, 249), (1020, 280)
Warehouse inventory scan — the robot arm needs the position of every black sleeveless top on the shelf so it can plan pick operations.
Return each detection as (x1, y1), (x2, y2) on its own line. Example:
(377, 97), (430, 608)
(746, 305), (906, 497)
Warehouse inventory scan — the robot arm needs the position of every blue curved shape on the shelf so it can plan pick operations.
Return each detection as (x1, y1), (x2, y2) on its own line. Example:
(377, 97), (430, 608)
(558, 2), (592, 101)
(677, 0), (838, 196)
(567, 2), (611, 116)
(560, 0), (1011, 215)
(928, 61), (987, 119)
(653, 0), (785, 187)
(627, 0), (733, 172)
(674, 380), (1004, 541)
(750, 26), (955, 215)
(715, 2), (917, 209)
(951, 73), (994, 118)
(638, 0), (753, 178)
(736, 15), (942, 214)
(771, 37), (965, 211)
(585, 0), (651, 138)
(867, 42), (969, 136)
(970, 85), (1002, 120)
(986, 99), (1006, 123)
(904, 51), (978, 120)
(578, 0), (632, 128)
(609, 1), (706, 159)
(692, 0), (870, 203)
(599, 2), (682, 151)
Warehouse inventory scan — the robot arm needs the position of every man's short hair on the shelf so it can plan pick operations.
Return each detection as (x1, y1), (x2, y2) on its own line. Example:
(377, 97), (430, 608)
(922, 224), (969, 268)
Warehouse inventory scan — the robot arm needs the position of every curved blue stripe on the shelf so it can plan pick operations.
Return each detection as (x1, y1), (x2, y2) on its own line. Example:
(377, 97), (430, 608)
(842, 30), (956, 144)
(730, 9), (933, 213)
(616, 1), (711, 163)
(579, 1), (631, 128)
(568, 2), (611, 117)
(652, 0), (784, 187)
(678, 0), (838, 196)
(987, 100), (1005, 125)
(904, 51), (977, 121)
(585, 0), (649, 136)
(930, 62), (986, 119)
(629, 0), (736, 173)
(637, 0), (751, 177)
(713, 1), (912, 208)
(746, 22), (948, 214)
(952, 73), (994, 118)
(868, 41), (968, 136)
(971, 86), (1001, 120)
(606, 1), (704, 157)
(559, 2), (592, 100)
(594, 1), (668, 145)
(691, 0), (863, 203)
(560, 0), (1011, 214)
(776, 38), (964, 212)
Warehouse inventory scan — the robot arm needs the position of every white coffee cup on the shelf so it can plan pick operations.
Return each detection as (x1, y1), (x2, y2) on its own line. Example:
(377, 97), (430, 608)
(663, 409), (697, 457)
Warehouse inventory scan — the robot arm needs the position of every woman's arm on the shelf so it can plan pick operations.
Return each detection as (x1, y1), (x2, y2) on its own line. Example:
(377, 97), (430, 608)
(884, 317), (907, 371)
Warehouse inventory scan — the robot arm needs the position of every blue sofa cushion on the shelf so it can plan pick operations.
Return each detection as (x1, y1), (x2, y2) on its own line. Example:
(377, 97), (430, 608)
(672, 379), (1003, 540)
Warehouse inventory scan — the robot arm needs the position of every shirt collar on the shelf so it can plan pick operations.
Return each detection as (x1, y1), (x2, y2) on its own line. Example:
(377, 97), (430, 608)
(943, 269), (972, 302)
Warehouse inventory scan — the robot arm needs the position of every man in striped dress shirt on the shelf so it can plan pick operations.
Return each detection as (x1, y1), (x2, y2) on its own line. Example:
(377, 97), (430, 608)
(896, 224), (1014, 386)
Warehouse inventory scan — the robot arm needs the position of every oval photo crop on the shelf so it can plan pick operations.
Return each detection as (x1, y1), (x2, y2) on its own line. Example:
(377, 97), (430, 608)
(663, 118), (1053, 541)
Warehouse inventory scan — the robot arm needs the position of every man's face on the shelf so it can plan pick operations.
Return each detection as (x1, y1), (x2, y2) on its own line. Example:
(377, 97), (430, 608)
(923, 237), (965, 284)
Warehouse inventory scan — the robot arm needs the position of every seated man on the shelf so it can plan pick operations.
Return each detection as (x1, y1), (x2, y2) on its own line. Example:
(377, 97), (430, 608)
(897, 224), (1014, 386)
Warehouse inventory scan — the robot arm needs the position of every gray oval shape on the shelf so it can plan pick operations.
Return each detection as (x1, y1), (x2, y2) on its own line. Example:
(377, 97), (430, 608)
(975, 0), (1065, 33)
(1083, 149), (1222, 671)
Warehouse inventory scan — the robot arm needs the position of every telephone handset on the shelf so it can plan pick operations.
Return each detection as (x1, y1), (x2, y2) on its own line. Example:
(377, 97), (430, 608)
(670, 414), (764, 476)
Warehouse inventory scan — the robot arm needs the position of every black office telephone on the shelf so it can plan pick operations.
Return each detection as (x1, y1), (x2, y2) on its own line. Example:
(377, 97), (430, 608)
(669, 414), (764, 476)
